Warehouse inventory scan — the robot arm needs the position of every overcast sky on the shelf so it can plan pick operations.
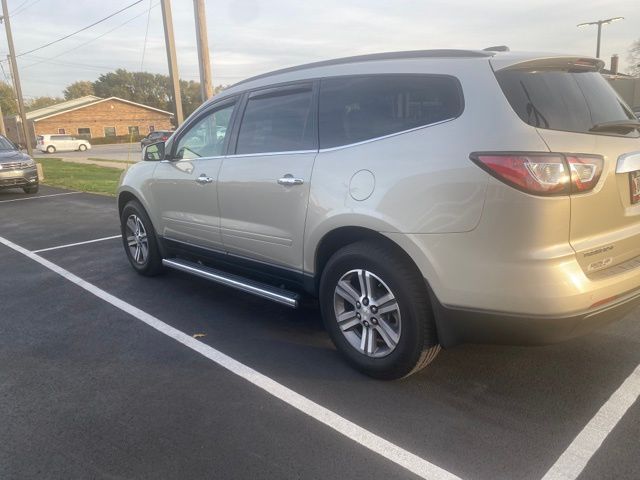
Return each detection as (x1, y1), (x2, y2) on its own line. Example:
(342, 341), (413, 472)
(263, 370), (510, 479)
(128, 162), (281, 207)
(1, 0), (638, 99)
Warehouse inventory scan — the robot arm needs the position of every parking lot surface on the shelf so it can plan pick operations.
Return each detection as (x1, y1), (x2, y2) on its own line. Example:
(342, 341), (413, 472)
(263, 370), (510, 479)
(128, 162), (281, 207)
(1, 186), (639, 480)
(33, 143), (141, 163)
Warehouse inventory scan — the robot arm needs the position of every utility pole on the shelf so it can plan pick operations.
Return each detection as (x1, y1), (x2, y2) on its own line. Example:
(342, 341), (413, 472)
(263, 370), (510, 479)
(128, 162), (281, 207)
(1, 0), (31, 154)
(160, 0), (183, 126)
(577, 17), (624, 59)
(193, 0), (213, 101)
(0, 104), (5, 136)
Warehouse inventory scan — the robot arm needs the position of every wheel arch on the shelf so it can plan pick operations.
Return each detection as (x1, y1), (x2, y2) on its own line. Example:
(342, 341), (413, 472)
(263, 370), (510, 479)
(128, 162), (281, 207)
(312, 226), (425, 295)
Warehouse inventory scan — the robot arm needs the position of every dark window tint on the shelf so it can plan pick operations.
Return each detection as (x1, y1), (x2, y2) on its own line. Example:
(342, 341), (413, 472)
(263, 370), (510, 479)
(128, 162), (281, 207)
(319, 75), (463, 149)
(496, 69), (637, 136)
(236, 86), (315, 154)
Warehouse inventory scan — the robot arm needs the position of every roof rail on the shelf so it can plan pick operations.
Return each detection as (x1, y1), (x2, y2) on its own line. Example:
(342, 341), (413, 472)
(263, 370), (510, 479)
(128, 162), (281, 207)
(233, 49), (493, 87)
(483, 45), (510, 52)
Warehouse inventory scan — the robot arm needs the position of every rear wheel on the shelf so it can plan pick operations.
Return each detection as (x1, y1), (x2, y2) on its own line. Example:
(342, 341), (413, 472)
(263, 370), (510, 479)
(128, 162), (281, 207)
(22, 184), (39, 194)
(320, 241), (440, 379)
(120, 200), (163, 276)
(46, 145), (55, 153)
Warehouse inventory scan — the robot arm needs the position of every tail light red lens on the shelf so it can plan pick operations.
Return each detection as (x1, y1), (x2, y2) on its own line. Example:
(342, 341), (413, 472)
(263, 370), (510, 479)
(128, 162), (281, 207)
(470, 152), (604, 196)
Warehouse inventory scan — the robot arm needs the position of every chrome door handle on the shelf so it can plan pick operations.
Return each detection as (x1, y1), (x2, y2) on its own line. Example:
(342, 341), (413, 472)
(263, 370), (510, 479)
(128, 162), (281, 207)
(277, 174), (304, 186)
(196, 174), (214, 184)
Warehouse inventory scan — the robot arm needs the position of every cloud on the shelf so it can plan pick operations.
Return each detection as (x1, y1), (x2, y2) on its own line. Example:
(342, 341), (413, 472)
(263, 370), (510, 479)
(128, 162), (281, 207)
(2, 0), (637, 97)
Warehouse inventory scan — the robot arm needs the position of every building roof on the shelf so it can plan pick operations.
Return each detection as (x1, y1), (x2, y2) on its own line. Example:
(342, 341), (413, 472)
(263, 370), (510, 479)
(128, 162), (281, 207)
(11, 96), (174, 122)
(25, 95), (102, 120)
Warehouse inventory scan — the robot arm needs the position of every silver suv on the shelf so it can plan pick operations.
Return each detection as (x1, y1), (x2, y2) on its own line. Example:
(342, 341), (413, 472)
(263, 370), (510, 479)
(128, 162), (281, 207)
(118, 50), (640, 379)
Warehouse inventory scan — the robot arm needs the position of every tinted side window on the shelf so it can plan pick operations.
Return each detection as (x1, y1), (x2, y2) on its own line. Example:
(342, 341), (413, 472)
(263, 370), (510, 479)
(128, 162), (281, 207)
(319, 75), (463, 149)
(236, 86), (316, 154)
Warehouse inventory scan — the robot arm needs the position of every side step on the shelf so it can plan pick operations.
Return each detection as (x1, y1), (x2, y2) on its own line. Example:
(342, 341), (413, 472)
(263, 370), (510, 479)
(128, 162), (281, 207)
(162, 258), (301, 308)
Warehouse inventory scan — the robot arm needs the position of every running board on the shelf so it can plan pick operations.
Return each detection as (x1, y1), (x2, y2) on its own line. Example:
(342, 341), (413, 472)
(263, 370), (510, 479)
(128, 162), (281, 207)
(162, 258), (300, 308)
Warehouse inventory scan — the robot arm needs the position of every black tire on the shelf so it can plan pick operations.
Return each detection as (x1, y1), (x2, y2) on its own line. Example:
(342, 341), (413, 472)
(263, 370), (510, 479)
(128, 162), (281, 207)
(46, 145), (55, 153)
(22, 184), (39, 194)
(78, 144), (87, 151)
(320, 240), (440, 380)
(120, 200), (164, 276)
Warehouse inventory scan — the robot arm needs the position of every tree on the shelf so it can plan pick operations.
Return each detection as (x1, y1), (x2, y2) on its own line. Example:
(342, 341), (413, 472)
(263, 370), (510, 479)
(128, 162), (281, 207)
(0, 81), (17, 116)
(63, 80), (95, 100)
(26, 96), (62, 111)
(628, 39), (640, 76)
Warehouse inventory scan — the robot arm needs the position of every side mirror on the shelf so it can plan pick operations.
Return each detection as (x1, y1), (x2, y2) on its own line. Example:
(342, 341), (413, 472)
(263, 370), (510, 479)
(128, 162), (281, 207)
(143, 141), (165, 161)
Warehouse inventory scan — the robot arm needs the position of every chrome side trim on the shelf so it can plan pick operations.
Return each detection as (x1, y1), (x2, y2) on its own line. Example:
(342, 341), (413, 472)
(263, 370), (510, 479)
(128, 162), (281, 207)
(226, 150), (317, 159)
(162, 258), (299, 308)
(616, 152), (640, 174)
(318, 117), (457, 153)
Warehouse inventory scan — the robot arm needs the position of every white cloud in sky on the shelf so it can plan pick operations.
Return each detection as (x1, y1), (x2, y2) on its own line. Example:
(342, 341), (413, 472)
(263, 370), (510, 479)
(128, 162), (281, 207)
(1, 0), (637, 98)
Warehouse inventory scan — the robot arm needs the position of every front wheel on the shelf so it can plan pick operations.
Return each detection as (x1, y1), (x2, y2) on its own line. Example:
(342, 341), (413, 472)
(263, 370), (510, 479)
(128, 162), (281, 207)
(320, 241), (440, 379)
(78, 144), (87, 151)
(120, 200), (163, 276)
(23, 184), (39, 194)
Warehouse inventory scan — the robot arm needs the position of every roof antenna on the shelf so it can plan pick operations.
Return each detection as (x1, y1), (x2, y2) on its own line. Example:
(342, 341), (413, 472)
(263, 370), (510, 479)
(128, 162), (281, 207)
(483, 45), (510, 52)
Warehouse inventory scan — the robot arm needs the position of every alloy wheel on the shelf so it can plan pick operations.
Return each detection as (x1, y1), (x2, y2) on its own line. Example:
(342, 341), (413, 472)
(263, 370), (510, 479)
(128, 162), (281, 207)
(333, 269), (401, 358)
(125, 214), (149, 265)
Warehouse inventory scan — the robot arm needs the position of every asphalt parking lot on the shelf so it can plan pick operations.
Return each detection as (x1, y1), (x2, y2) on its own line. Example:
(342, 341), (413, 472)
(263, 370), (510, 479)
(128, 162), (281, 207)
(1, 186), (639, 480)
(33, 143), (142, 163)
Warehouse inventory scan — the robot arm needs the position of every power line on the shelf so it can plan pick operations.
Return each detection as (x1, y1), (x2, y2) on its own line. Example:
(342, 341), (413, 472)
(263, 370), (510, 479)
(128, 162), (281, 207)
(140, 0), (153, 70)
(15, 0), (144, 58)
(18, 3), (159, 70)
(10, 0), (42, 17)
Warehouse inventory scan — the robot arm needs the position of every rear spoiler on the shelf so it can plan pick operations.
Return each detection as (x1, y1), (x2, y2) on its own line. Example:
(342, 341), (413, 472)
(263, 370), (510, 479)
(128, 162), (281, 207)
(490, 55), (605, 72)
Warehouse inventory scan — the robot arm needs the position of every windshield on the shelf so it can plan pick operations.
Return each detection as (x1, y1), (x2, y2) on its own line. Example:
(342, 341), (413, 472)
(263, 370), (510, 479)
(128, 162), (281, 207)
(495, 69), (638, 137)
(0, 136), (16, 150)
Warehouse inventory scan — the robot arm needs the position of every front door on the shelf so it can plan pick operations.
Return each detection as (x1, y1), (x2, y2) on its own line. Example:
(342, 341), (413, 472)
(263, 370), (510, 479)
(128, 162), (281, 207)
(150, 100), (237, 251)
(218, 82), (318, 270)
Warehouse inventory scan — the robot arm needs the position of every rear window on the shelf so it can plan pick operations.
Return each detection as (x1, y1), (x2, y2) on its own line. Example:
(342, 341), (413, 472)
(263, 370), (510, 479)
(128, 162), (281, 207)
(319, 75), (463, 149)
(496, 69), (638, 136)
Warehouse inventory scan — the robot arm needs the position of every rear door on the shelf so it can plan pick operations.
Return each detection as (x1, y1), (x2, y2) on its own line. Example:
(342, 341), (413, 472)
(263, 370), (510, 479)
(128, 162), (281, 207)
(495, 60), (640, 274)
(217, 82), (318, 270)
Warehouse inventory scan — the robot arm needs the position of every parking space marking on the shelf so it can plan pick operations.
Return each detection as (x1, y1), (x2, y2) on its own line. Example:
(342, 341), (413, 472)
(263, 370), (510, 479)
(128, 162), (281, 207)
(542, 364), (640, 480)
(0, 234), (462, 480)
(0, 192), (80, 204)
(33, 235), (121, 253)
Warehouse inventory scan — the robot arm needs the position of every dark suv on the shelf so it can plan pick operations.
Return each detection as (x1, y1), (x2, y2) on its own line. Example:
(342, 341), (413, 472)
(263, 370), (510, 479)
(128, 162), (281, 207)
(140, 130), (172, 149)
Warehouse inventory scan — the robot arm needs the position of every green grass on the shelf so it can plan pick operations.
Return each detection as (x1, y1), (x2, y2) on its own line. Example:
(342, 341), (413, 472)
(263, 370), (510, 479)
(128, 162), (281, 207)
(87, 157), (137, 164)
(38, 158), (123, 196)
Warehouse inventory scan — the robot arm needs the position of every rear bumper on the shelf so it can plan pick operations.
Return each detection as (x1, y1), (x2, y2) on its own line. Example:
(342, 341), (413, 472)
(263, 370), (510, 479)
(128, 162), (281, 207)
(432, 285), (640, 347)
(0, 167), (38, 188)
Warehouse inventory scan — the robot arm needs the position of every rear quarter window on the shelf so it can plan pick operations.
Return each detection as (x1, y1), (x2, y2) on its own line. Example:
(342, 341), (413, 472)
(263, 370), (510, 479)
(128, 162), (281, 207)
(495, 69), (638, 136)
(319, 74), (463, 149)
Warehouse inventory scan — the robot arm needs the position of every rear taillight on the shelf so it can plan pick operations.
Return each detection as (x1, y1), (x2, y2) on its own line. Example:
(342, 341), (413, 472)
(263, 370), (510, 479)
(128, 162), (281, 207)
(566, 155), (604, 193)
(470, 152), (603, 196)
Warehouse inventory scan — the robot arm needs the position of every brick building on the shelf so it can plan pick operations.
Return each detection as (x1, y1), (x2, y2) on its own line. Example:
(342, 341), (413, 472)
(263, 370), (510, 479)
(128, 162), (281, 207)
(4, 95), (174, 145)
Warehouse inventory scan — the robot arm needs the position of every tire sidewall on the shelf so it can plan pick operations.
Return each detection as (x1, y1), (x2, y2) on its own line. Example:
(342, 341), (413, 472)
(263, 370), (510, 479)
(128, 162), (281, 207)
(320, 246), (427, 379)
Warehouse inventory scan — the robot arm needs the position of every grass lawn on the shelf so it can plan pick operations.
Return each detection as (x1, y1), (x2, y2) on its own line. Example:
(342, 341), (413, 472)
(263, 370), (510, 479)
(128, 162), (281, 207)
(87, 157), (136, 164)
(38, 158), (123, 196)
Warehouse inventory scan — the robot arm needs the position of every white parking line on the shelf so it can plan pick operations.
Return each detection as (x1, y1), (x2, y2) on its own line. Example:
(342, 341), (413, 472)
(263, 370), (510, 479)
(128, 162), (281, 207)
(0, 192), (80, 204)
(33, 235), (121, 253)
(0, 234), (461, 480)
(542, 364), (640, 480)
